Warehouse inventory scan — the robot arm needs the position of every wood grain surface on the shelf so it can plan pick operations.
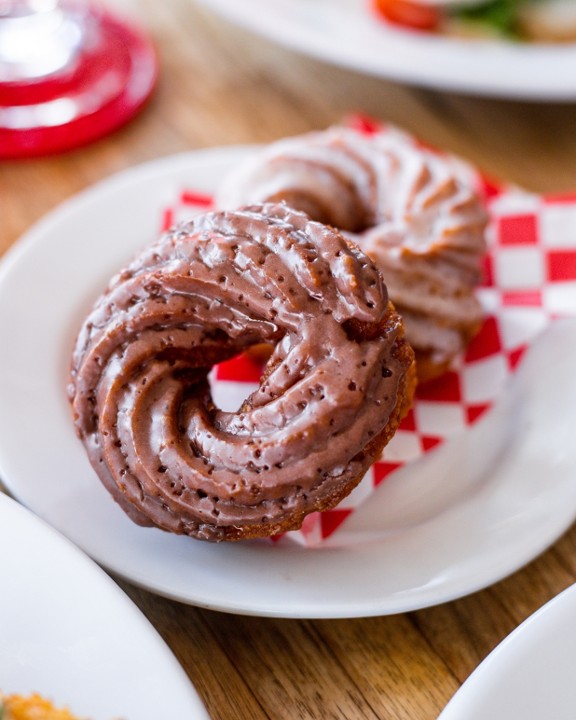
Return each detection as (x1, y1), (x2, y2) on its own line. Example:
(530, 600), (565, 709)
(2, 2), (576, 718)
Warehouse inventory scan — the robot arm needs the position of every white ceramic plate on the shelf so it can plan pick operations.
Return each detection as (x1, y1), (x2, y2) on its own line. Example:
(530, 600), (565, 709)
(0, 492), (209, 720)
(438, 582), (576, 719)
(1, 146), (576, 619)
(195, 0), (576, 100)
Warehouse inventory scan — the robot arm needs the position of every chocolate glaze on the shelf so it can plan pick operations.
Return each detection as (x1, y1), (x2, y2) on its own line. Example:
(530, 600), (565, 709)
(69, 204), (415, 541)
(217, 127), (488, 377)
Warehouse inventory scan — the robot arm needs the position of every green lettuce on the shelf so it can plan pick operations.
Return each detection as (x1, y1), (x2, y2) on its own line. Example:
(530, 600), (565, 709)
(450, 0), (540, 37)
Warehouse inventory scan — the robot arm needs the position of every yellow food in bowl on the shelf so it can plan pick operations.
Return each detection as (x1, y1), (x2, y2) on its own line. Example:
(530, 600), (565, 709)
(0, 692), (86, 720)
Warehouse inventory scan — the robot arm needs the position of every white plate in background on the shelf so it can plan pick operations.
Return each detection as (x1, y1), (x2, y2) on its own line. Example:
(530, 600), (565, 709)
(438, 583), (576, 720)
(0, 147), (576, 618)
(0, 492), (209, 720)
(195, 0), (576, 100)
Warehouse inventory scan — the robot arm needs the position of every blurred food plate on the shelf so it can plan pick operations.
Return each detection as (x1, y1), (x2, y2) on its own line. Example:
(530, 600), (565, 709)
(194, 0), (576, 100)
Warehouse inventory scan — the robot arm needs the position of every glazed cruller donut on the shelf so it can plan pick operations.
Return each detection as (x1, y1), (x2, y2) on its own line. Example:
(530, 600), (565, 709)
(69, 203), (415, 542)
(217, 127), (488, 382)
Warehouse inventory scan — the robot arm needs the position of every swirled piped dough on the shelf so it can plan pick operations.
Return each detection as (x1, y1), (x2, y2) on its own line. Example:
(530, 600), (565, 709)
(69, 204), (415, 542)
(217, 127), (488, 381)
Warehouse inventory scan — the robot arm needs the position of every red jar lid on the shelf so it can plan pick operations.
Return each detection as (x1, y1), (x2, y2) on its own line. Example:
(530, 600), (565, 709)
(0, 6), (158, 159)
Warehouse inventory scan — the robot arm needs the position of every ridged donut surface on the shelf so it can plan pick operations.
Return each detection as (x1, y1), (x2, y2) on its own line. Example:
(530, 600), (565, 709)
(217, 127), (488, 381)
(69, 204), (415, 541)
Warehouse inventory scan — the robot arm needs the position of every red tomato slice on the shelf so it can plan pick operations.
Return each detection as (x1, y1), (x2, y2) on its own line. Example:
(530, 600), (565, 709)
(373, 0), (441, 31)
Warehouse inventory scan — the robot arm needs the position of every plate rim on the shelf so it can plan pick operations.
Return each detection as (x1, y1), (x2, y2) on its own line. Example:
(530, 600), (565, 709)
(438, 581), (576, 719)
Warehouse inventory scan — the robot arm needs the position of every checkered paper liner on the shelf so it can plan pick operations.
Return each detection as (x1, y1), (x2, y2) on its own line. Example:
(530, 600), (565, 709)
(159, 128), (576, 547)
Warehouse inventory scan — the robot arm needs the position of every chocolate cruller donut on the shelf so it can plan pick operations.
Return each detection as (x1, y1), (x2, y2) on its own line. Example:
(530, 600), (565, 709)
(69, 203), (415, 541)
(217, 126), (488, 382)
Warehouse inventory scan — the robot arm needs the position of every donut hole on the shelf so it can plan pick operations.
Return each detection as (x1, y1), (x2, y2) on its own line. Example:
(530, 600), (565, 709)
(208, 345), (271, 412)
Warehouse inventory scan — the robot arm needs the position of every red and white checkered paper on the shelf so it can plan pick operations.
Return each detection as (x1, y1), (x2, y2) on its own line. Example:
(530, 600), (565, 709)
(160, 124), (576, 546)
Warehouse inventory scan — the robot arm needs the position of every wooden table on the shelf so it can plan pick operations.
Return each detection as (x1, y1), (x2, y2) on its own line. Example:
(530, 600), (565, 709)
(3, 2), (576, 718)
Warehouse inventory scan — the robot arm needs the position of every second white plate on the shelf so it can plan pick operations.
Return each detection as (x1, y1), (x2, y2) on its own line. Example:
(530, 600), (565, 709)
(0, 492), (208, 719)
(439, 583), (576, 720)
(0, 147), (575, 618)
